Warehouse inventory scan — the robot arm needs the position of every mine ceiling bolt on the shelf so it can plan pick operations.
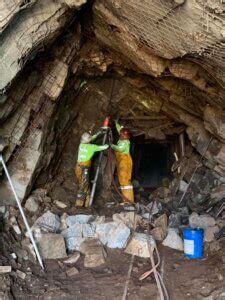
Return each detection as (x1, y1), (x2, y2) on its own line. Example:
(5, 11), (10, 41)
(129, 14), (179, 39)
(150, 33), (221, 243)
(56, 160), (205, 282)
(0, 152), (44, 270)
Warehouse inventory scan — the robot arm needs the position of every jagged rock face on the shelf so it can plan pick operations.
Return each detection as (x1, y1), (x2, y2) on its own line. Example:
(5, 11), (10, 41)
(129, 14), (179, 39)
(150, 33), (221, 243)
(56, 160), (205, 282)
(0, 0), (224, 204)
(93, 0), (225, 82)
(0, 0), (86, 93)
(0, 21), (81, 204)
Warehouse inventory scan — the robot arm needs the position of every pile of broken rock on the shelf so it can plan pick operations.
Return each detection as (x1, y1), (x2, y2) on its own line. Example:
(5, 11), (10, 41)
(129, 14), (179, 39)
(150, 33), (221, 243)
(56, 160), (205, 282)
(26, 204), (225, 267)
(0, 196), (224, 275)
(30, 210), (155, 265)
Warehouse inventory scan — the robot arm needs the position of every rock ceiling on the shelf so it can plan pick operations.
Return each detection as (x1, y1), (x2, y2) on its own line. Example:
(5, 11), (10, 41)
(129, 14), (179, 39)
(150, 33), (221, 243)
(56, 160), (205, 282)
(0, 0), (225, 202)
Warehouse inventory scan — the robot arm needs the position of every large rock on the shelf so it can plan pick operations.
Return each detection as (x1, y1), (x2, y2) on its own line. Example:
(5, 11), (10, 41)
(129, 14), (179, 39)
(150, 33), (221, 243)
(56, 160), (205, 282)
(151, 214), (168, 241)
(95, 222), (117, 245)
(95, 221), (130, 249)
(107, 222), (130, 249)
(162, 229), (183, 251)
(154, 214), (168, 234)
(37, 233), (67, 259)
(189, 213), (216, 229)
(80, 239), (107, 268)
(62, 223), (95, 251)
(66, 215), (95, 226)
(112, 212), (141, 229)
(0, 132), (43, 205)
(33, 211), (60, 233)
(204, 226), (219, 243)
(125, 233), (155, 258)
(25, 195), (39, 213)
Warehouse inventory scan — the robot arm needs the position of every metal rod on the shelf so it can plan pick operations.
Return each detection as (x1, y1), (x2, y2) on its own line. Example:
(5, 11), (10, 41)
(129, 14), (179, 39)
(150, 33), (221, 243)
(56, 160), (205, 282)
(89, 130), (108, 206)
(0, 155), (44, 269)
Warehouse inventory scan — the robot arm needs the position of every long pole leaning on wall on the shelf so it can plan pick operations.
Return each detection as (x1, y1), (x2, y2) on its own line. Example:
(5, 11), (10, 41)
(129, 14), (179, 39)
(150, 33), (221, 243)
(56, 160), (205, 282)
(0, 154), (44, 270)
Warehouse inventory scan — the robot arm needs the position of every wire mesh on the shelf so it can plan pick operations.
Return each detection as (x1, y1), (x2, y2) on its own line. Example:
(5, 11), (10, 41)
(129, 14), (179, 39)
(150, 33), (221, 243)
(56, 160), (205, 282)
(119, 0), (225, 86)
(1, 0), (224, 162)
(0, 0), (70, 93)
(0, 61), (59, 161)
(10, 98), (54, 160)
(0, 0), (40, 40)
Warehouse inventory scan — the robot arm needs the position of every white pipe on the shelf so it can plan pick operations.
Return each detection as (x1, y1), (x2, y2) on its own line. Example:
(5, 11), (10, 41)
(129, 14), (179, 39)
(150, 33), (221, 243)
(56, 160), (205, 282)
(0, 155), (44, 269)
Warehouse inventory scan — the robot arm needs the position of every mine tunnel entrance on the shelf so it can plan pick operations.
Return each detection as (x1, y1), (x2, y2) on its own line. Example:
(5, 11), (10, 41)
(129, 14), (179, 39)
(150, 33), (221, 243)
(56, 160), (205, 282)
(131, 137), (174, 189)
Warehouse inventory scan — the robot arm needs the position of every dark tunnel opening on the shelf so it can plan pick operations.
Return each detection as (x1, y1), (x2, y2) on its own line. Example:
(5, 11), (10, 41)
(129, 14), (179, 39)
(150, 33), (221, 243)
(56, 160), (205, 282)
(131, 136), (175, 190)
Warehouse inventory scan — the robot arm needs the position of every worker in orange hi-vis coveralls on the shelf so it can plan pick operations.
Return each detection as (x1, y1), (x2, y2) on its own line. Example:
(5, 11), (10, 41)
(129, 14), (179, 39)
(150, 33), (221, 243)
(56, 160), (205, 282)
(111, 121), (134, 203)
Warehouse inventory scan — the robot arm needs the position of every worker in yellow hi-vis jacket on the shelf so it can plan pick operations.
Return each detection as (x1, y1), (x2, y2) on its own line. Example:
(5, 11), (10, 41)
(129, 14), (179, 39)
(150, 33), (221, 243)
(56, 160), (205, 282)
(111, 121), (134, 203)
(75, 132), (109, 207)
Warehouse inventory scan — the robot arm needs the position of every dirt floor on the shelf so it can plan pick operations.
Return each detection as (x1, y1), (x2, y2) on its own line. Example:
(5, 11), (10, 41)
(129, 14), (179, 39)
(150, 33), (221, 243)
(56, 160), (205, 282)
(1, 236), (223, 300)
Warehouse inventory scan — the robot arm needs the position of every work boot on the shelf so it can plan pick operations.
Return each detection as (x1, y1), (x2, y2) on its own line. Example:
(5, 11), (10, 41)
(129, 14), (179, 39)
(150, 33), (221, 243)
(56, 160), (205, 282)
(121, 187), (134, 203)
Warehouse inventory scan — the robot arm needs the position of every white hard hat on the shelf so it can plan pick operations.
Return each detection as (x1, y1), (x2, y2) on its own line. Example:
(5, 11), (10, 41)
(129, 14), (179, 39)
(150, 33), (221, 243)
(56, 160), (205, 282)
(81, 132), (92, 143)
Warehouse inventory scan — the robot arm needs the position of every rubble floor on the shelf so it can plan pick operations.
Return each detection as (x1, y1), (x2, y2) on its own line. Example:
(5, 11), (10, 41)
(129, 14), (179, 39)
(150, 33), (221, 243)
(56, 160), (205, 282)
(3, 93), (220, 299)
(2, 239), (224, 300)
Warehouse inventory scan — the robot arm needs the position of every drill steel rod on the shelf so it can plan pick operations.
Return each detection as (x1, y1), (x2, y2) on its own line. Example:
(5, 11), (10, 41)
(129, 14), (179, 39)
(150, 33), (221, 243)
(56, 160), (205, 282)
(0, 155), (44, 269)
(89, 129), (108, 206)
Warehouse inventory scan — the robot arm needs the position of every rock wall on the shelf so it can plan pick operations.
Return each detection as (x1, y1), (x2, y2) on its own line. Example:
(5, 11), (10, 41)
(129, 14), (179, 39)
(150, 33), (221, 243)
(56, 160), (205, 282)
(93, 0), (225, 82)
(0, 0), (224, 205)
(0, 24), (81, 204)
(0, 0), (86, 93)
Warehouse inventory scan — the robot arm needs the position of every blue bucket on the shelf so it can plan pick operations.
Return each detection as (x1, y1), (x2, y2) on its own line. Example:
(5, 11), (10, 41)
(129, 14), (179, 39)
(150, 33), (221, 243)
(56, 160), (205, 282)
(183, 228), (204, 259)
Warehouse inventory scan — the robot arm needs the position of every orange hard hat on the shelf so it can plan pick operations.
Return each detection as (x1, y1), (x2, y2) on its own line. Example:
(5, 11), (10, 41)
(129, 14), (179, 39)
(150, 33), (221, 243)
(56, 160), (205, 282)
(120, 128), (131, 139)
